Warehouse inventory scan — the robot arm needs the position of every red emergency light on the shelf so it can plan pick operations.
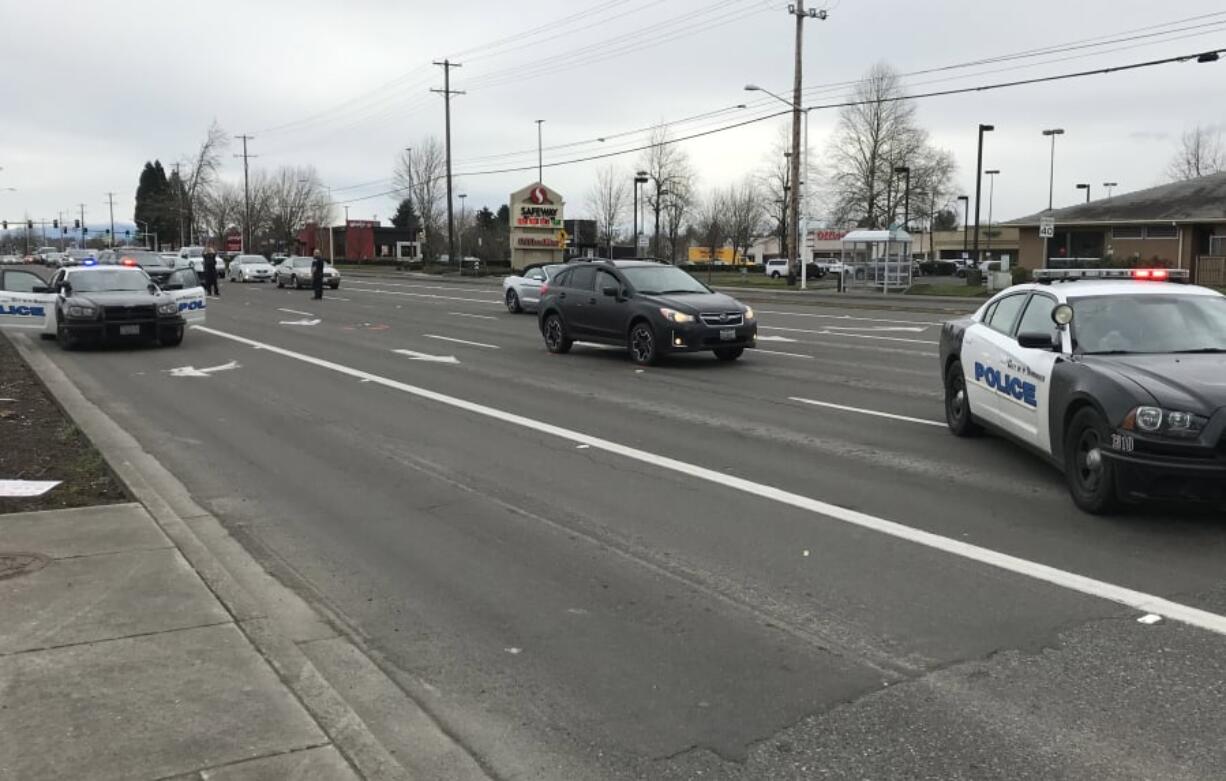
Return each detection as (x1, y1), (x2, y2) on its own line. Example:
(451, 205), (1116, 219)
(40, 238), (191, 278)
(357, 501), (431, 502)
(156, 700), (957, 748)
(1132, 268), (1169, 281)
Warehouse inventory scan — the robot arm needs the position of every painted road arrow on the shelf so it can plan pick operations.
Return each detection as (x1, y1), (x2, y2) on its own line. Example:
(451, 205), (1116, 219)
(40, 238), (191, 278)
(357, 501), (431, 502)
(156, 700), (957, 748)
(279, 318), (322, 326)
(169, 360), (241, 378)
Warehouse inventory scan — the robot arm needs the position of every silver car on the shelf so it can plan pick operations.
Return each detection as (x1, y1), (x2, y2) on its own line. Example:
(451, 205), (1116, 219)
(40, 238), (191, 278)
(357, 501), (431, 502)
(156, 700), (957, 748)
(274, 256), (340, 289)
(228, 254), (275, 283)
(503, 263), (566, 313)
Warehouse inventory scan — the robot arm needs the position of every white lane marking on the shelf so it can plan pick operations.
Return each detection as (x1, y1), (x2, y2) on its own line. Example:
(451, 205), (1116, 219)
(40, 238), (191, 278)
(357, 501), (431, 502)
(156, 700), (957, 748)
(1138, 614), (1164, 625)
(424, 334), (500, 350)
(761, 325), (935, 346)
(279, 318), (321, 326)
(331, 297), (351, 302)
(754, 349), (813, 359)
(760, 310), (944, 326)
(277, 308), (315, 316)
(757, 335), (799, 343)
(392, 348), (460, 364)
(821, 325), (927, 333)
(346, 286), (500, 305)
(0, 479), (61, 497)
(789, 396), (945, 428)
(346, 279), (496, 293)
(191, 325), (1226, 639)
(168, 360), (240, 378)
(448, 312), (498, 321)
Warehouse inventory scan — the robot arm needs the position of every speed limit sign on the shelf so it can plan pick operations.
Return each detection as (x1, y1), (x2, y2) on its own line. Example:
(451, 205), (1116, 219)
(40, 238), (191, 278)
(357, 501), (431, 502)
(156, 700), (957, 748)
(1040, 217), (1055, 239)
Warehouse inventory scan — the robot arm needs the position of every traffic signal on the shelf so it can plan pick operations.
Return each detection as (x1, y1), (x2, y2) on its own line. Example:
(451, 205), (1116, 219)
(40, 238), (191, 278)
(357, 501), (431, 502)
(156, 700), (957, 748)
(82, 227), (88, 234)
(74, 219), (80, 229)
(27, 220), (33, 230)
(1, 221), (6, 230)
(124, 229), (130, 237)
(52, 219), (58, 229)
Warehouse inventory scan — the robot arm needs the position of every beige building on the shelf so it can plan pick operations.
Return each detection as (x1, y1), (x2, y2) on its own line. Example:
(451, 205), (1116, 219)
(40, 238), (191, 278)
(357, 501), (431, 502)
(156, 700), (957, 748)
(1006, 172), (1226, 285)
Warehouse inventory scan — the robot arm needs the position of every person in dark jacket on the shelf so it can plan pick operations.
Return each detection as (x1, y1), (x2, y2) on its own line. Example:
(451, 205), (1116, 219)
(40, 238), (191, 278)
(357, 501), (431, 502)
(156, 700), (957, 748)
(311, 249), (325, 300)
(202, 245), (221, 297)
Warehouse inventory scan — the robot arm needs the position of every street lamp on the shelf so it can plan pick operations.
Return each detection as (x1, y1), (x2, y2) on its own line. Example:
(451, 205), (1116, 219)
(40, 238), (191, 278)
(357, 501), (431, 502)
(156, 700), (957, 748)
(747, 83), (810, 287)
(984, 170), (1000, 260)
(1041, 128), (1064, 211)
(1076, 183), (1091, 203)
(972, 123), (994, 264)
(957, 195), (970, 255)
(633, 171), (649, 255)
(893, 166), (911, 230)
(1103, 181), (1118, 198)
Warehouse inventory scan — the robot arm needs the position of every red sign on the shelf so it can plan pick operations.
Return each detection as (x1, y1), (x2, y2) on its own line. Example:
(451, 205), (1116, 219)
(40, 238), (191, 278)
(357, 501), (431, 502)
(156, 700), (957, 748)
(225, 234), (242, 252)
(810, 230), (847, 242)
(529, 186), (553, 205)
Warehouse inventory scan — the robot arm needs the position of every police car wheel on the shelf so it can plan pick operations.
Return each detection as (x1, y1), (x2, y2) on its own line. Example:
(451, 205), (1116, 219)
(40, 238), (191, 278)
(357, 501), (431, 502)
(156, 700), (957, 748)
(160, 328), (184, 348)
(56, 322), (78, 351)
(944, 360), (982, 437)
(1064, 407), (1121, 515)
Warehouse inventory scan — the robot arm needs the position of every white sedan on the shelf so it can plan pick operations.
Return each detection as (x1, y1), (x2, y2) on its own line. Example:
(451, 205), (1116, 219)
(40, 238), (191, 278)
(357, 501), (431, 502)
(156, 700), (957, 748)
(274, 256), (340, 289)
(503, 263), (566, 313)
(228, 254), (276, 283)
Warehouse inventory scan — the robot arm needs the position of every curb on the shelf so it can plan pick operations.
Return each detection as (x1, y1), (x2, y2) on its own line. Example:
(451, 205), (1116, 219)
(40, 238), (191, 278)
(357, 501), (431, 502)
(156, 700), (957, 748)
(10, 336), (489, 781)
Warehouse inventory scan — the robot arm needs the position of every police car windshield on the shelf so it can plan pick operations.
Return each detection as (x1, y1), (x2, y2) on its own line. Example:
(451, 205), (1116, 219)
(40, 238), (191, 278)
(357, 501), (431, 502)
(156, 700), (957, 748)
(69, 269), (151, 292)
(1071, 294), (1226, 354)
(622, 266), (709, 295)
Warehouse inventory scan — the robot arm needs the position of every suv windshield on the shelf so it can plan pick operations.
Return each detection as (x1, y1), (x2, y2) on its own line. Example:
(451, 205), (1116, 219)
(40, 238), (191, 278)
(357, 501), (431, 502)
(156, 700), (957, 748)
(69, 269), (151, 292)
(622, 266), (709, 295)
(1071, 294), (1226, 354)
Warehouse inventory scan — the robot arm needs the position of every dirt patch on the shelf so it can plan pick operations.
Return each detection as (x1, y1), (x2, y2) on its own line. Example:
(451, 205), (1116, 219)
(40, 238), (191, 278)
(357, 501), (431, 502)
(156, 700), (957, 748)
(0, 333), (128, 513)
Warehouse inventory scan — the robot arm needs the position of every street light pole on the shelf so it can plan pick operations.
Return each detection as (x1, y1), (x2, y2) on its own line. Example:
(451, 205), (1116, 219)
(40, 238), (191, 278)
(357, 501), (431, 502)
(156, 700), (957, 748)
(458, 193), (467, 260)
(535, 120), (545, 184)
(972, 123), (994, 264)
(1076, 183), (1091, 203)
(984, 170), (1000, 260)
(1042, 128), (1064, 211)
(1103, 181), (1118, 198)
(633, 171), (649, 255)
(957, 195), (969, 256)
(893, 166), (911, 230)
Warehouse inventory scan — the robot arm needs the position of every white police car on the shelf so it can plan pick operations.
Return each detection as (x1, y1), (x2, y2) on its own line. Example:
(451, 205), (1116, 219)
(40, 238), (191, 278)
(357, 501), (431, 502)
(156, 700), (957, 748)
(940, 268), (1226, 513)
(0, 265), (207, 348)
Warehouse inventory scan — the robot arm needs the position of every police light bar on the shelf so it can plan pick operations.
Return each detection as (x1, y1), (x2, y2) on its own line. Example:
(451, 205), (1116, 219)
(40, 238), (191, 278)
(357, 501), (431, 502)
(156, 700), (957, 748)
(81, 259), (97, 266)
(1033, 268), (1190, 283)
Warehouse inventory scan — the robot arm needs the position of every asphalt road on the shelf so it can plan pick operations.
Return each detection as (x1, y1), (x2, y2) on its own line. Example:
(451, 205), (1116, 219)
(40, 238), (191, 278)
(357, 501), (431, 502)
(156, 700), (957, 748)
(27, 272), (1226, 780)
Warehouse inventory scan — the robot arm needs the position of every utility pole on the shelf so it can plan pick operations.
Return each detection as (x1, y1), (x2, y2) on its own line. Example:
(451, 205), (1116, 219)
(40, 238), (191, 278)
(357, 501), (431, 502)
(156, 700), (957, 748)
(785, 1), (826, 284)
(432, 60), (464, 264)
(78, 203), (87, 249)
(535, 119), (545, 183)
(235, 135), (257, 252)
(972, 123), (994, 264)
(171, 162), (185, 247)
(105, 192), (116, 247)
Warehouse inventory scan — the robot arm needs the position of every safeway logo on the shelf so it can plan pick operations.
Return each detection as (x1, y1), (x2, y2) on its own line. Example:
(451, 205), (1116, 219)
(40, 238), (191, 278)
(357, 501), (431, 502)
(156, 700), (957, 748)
(529, 186), (552, 205)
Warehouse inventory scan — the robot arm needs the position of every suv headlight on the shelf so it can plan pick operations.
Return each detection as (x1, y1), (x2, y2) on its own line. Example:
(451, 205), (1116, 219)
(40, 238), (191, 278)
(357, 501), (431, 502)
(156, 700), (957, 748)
(743, 306), (755, 320)
(659, 307), (694, 323)
(157, 301), (180, 316)
(66, 304), (97, 318)
(1122, 406), (1209, 439)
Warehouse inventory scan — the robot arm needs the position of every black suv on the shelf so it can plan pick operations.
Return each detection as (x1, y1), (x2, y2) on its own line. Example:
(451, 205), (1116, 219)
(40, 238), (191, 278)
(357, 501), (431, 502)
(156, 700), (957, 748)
(537, 260), (757, 365)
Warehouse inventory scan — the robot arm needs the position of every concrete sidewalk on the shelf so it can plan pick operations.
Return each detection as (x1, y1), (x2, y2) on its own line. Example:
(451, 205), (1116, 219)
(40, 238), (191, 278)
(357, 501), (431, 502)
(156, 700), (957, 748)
(0, 503), (356, 780)
(1, 335), (493, 781)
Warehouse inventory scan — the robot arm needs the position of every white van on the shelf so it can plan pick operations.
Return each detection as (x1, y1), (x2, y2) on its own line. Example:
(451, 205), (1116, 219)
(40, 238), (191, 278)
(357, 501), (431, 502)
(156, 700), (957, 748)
(764, 259), (789, 278)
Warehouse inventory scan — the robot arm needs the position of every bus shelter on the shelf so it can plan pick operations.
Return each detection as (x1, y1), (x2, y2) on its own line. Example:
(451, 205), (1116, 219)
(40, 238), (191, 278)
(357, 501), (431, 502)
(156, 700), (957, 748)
(839, 229), (913, 293)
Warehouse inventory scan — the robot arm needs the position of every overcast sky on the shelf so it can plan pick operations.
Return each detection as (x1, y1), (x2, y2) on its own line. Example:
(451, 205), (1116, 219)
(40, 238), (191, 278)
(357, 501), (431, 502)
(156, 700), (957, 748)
(2, 0), (1224, 232)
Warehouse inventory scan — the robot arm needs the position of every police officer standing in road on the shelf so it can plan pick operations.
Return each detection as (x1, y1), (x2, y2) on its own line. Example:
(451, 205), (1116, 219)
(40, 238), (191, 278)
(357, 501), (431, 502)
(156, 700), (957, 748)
(202, 244), (221, 297)
(311, 249), (325, 300)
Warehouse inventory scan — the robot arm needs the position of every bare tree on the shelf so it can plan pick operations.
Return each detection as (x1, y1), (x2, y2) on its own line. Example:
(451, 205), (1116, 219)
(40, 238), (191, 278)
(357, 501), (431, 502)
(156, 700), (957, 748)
(266, 166), (327, 248)
(661, 169), (696, 264)
(724, 178), (764, 266)
(1166, 124), (1226, 181)
(394, 138), (447, 259)
(824, 62), (956, 229)
(587, 165), (630, 257)
(693, 188), (729, 282)
(638, 124), (694, 258)
(182, 121), (228, 243)
(198, 181), (243, 248)
(758, 127), (793, 249)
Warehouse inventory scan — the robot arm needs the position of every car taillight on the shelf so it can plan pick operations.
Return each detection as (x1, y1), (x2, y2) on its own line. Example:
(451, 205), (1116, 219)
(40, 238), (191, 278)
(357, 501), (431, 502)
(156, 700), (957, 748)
(539, 283), (549, 296)
(1132, 268), (1169, 281)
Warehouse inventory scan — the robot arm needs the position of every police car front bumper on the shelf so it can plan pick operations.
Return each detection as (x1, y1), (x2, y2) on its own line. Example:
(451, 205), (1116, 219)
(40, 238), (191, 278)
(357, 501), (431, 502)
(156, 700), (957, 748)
(63, 314), (185, 342)
(1104, 432), (1226, 504)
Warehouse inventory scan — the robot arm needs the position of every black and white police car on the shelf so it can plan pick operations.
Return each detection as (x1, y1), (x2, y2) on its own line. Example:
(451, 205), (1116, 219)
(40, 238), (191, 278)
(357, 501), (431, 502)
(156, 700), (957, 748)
(940, 268), (1226, 513)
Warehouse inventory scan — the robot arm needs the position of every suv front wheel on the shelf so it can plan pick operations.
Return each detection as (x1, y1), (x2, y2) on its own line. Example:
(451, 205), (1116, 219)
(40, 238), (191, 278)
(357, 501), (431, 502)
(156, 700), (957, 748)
(542, 313), (572, 354)
(629, 322), (658, 366)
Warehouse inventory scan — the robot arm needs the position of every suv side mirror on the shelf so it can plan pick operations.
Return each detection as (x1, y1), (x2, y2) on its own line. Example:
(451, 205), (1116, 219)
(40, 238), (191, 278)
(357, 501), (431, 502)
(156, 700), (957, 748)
(1018, 331), (1058, 350)
(601, 285), (619, 297)
(32, 285), (52, 294)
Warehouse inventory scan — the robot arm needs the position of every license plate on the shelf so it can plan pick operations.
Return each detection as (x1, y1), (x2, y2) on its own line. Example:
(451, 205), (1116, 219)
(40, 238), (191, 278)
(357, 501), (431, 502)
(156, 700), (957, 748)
(119, 325), (140, 336)
(719, 328), (736, 342)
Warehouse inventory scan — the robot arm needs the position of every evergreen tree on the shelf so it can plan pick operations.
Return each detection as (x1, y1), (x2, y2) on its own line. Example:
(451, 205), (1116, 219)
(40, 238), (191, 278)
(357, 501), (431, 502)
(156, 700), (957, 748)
(391, 197), (420, 232)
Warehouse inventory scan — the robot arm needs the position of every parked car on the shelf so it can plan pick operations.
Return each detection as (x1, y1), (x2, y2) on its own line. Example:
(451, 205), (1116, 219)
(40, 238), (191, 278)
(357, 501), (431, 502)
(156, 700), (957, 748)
(0, 255), (20, 265)
(504, 263), (566, 313)
(228, 254), (275, 283)
(64, 249), (97, 267)
(274, 256), (340, 289)
(34, 247), (59, 264)
(764, 259), (789, 279)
